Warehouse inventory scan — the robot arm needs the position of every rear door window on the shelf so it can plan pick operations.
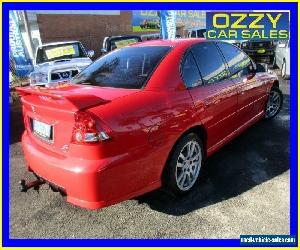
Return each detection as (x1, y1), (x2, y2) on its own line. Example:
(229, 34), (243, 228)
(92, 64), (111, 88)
(181, 52), (202, 88)
(216, 42), (252, 78)
(191, 42), (228, 85)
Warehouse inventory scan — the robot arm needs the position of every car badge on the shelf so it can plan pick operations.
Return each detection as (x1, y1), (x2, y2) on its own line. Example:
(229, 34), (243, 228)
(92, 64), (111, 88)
(61, 72), (69, 78)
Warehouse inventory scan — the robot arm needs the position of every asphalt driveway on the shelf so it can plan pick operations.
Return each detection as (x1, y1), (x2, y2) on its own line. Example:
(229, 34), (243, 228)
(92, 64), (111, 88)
(9, 73), (290, 239)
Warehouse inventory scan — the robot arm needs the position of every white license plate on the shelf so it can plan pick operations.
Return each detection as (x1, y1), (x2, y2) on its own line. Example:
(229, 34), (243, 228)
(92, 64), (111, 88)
(32, 119), (52, 140)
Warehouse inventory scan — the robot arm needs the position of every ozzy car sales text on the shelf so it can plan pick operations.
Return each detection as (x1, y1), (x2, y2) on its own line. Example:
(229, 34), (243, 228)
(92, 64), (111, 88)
(206, 12), (289, 40)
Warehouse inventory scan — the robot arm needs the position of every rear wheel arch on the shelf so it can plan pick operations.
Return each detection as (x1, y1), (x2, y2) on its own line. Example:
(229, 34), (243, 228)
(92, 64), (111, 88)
(181, 125), (207, 156)
(161, 125), (207, 193)
(161, 124), (208, 176)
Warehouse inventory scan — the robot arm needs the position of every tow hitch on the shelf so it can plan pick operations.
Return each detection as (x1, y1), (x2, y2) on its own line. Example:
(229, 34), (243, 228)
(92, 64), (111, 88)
(19, 178), (45, 192)
(19, 175), (66, 196)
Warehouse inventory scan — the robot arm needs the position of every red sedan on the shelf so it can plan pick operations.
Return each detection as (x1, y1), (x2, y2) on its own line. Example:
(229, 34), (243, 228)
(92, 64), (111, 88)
(17, 39), (283, 209)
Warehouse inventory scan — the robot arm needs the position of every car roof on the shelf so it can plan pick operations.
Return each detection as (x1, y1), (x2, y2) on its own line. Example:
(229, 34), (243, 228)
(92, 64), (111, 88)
(130, 38), (206, 48)
(39, 41), (81, 48)
(108, 35), (141, 39)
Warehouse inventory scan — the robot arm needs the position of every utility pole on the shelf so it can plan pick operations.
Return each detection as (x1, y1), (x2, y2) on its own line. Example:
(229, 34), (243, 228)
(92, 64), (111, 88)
(21, 10), (34, 58)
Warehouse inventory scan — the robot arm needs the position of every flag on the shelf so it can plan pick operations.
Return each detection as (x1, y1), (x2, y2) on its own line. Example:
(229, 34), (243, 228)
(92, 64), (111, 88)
(9, 11), (33, 77)
(160, 10), (177, 39)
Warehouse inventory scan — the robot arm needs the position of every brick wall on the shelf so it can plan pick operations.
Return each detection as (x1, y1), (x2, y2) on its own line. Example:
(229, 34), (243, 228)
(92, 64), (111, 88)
(37, 11), (153, 57)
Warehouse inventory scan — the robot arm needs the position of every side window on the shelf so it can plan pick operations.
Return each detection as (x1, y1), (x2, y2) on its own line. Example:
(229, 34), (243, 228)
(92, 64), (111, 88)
(217, 42), (252, 78)
(181, 52), (202, 88)
(192, 42), (228, 85)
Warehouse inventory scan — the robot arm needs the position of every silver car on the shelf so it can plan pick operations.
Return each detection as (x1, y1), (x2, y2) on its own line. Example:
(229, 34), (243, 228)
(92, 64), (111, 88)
(274, 40), (290, 80)
(30, 41), (94, 87)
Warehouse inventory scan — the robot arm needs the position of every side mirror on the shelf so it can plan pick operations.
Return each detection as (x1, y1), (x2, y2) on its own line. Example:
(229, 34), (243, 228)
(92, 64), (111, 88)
(87, 50), (95, 58)
(101, 48), (107, 55)
(278, 43), (286, 48)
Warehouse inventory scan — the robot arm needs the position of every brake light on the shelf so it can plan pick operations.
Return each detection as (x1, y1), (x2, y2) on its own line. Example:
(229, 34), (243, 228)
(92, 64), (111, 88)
(71, 111), (110, 144)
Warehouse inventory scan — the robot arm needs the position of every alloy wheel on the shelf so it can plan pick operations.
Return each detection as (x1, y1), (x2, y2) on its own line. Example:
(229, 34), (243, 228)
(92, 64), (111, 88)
(175, 140), (202, 191)
(265, 90), (281, 118)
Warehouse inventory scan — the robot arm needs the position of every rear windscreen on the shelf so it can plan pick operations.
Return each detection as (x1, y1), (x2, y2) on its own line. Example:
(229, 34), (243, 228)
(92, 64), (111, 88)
(71, 46), (172, 89)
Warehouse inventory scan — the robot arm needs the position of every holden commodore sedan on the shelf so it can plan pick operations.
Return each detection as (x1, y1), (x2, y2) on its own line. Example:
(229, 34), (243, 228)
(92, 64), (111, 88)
(17, 39), (283, 209)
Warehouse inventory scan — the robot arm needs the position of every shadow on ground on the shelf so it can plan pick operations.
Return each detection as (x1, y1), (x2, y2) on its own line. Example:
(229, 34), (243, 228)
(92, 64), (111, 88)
(137, 94), (290, 215)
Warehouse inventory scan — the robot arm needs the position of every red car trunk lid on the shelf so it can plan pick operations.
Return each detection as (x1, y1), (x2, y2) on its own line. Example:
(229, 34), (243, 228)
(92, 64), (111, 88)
(17, 84), (139, 155)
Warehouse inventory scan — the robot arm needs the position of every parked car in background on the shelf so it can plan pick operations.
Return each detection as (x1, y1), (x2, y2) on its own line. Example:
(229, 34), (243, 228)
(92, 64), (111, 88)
(187, 27), (206, 38)
(274, 40), (290, 80)
(186, 28), (242, 47)
(101, 35), (142, 55)
(241, 39), (276, 64)
(17, 39), (282, 210)
(140, 33), (160, 41)
(30, 41), (94, 87)
(227, 40), (244, 48)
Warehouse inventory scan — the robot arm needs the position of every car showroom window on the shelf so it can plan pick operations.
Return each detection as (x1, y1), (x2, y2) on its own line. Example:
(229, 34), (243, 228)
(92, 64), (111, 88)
(216, 42), (252, 78)
(71, 46), (171, 89)
(181, 51), (202, 88)
(192, 42), (228, 85)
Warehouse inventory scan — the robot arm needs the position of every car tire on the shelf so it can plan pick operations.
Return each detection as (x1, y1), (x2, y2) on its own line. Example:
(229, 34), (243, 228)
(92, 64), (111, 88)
(163, 133), (204, 196)
(281, 60), (290, 80)
(265, 86), (283, 119)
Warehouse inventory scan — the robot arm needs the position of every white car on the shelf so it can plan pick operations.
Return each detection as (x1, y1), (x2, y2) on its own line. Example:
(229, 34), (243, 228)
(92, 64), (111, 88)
(30, 41), (94, 87)
(274, 40), (290, 80)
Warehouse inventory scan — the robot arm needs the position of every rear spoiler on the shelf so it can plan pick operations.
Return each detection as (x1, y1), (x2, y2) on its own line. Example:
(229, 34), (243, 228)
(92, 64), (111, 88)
(16, 87), (63, 100)
(16, 87), (110, 110)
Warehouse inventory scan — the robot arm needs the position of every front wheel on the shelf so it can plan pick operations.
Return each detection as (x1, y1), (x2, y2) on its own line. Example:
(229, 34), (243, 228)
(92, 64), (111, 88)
(265, 86), (283, 119)
(163, 133), (203, 195)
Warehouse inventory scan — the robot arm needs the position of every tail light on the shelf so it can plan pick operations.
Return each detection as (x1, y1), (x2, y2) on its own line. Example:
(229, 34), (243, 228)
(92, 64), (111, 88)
(71, 111), (110, 144)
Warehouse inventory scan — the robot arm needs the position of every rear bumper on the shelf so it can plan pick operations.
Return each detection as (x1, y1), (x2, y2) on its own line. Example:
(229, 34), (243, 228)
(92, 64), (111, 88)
(21, 131), (161, 209)
(22, 131), (110, 209)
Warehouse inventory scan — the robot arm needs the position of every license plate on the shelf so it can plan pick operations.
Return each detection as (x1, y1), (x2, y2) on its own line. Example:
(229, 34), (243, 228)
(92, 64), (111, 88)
(32, 119), (52, 140)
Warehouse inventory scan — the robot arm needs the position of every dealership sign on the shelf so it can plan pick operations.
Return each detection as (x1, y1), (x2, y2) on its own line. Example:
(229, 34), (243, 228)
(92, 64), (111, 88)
(9, 11), (33, 77)
(206, 12), (289, 40)
(132, 10), (205, 32)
